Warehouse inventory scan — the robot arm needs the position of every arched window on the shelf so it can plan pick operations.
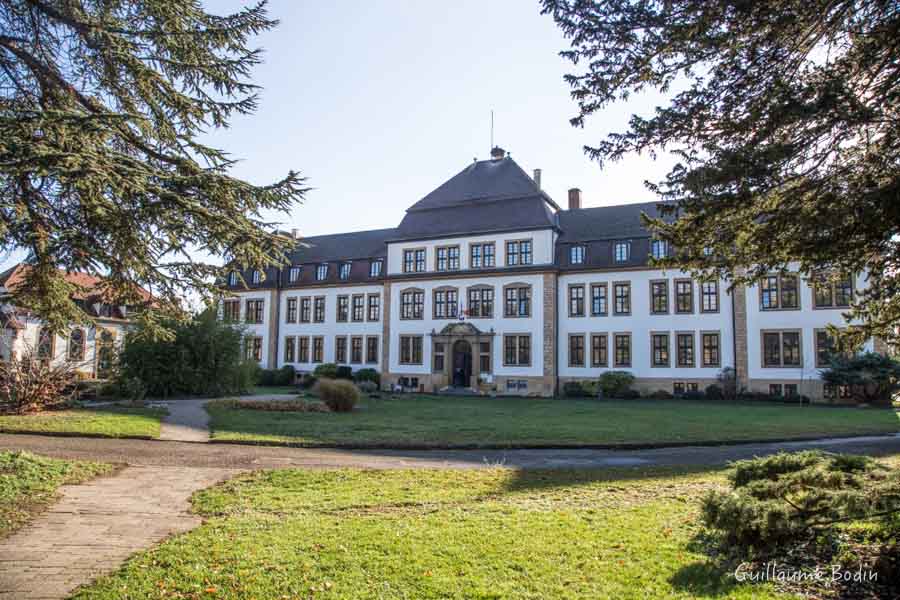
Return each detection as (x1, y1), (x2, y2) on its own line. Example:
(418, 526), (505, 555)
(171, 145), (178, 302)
(36, 327), (53, 360)
(96, 329), (116, 379)
(68, 329), (85, 361)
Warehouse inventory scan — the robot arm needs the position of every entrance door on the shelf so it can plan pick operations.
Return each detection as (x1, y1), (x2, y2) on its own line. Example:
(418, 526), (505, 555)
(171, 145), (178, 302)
(452, 340), (472, 387)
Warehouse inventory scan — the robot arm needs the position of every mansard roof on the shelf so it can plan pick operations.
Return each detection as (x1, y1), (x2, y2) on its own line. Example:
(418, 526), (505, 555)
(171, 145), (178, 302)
(556, 200), (675, 242)
(393, 157), (558, 240)
(286, 228), (395, 264)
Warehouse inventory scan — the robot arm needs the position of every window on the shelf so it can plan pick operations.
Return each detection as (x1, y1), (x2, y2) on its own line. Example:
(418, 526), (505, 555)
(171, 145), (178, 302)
(506, 379), (528, 392)
(470, 243), (495, 268)
(339, 262), (351, 280)
(503, 335), (531, 366)
(675, 279), (694, 314)
(651, 333), (670, 367)
(286, 298), (298, 323)
(367, 294), (380, 321)
(400, 289), (424, 320)
(703, 246), (714, 256)
(479, 342), (491, 373)
(504, 285), (531, 317)
(761, 274), (800, 310)
(676, 333), (695, 368)
(568, 285), (585, 317)
(350, 336), (363, 364)
(433, 288), (458, 319)
(433, 342), (445, 372)
(701, 281), (719, 313)
(223, 300), (240, 322)
(312, 337), (324, 363)
(591, 284), (608, 316)
(284, 337), (296, 363)
(702, 332), (721, 367)
(289, 267), (300, 283)
(769, 383), (783, 397)
(228, 271), (238, 286)
(650, 280), (668, 314)
(824, 384), (852, 400)
(366, 336), (379, 364)
(316, 264), (328, 281)
(298, 337), (309, 362)
(506, 240), (532, 266)
(251, 270), (261, 284)
(369, 259), (383, 278)
(335, 336), (347, 363)
(300, 298), (311, 323)
(569, 335), (585, 367)
(245, 336), (262, 361)
(402, 249), (426, 273)
(68, 329), (85, 362)
(245, 300), (264, 324)
(436, 246), (460, 271)
(784, 383), (798, 397)
(613, 333), (631, 367)
(613, 282), (630, 315)
(673, 382), (685, 395)
(467, 287), (494, 318)
(815, 329), (840, 368)
(352, 295), (365, 322)
(651, 240), (668, 260)
(313, 297), (325, 323)
(570, 245), (586, 265)
(591, 334), (608, 367)
(336, 296), (349, 322)
(614, 242), (630, 262)
(399, 335), (423, 364)
(762, 330), (802, 367)
(815, 276), (853, 308)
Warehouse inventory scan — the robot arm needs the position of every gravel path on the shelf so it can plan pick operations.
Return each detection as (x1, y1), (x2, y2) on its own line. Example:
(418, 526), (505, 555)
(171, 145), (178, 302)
(0, 465), (236, 599)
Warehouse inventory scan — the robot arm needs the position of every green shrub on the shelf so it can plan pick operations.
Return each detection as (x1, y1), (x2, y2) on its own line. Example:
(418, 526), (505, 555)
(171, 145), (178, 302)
(620, 389), (642, 399)
(117, 309), (254, 398)
(702, 451), (900, 555)
(647, 389), (673, 399)
(276, 365), (296, 386)
(705, 384), (723, 400)
(357, 380), (378, 394)
(315, 378), (359, 412)
(717, 367), (739, 399)
(563, 381), (587, 397)
(821, 351), (900, 406)
(313, 363), (339, 379)
(354, 368), (381, 386)
(335, 365), (354, 380)
(256, 369), (277, 386)
(598, 371), (635, 398)
(679, 390), (706, 401)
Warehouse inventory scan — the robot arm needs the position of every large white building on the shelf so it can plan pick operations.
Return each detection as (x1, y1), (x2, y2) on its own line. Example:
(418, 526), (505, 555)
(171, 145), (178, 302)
(224, 148), (873, 400)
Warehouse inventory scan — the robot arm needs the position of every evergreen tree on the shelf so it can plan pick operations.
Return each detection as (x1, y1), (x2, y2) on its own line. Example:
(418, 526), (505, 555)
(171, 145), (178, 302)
(543, 0), (900, 346)
(0, 0), (308, 335)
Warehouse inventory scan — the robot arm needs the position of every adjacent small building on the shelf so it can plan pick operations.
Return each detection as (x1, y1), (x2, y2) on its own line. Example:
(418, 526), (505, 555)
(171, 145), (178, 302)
(222, 148), (870, 400)
(0, 264), (150, 378)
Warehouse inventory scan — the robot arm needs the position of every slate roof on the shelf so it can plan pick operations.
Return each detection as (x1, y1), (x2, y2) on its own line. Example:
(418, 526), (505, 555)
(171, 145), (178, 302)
(394, 157), (558, 240)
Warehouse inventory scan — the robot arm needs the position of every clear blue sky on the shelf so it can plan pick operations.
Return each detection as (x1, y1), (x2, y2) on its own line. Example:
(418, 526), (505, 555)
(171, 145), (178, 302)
(2, 0), (675, 272)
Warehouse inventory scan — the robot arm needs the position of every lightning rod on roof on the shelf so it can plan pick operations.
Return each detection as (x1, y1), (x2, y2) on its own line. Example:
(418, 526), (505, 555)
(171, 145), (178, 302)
(490, 109), (494, 152)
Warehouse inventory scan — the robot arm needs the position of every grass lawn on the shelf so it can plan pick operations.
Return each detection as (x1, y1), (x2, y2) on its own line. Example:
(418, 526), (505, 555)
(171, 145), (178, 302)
(0, 405), (167, 439)
(72, 466), (795, 599)
(0, 451), (114, 537)
(207, 395), (900, 448)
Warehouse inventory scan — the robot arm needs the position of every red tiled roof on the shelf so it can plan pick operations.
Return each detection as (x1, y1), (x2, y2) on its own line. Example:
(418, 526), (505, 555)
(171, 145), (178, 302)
(0, 263), (152, 303)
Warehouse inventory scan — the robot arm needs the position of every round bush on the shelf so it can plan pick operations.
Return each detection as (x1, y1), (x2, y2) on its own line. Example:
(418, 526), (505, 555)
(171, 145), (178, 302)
(357, 380), (378, 394)
(354, 368), (381, 386)
(313, 363), (339, 379)
(315, 378), (359, 412)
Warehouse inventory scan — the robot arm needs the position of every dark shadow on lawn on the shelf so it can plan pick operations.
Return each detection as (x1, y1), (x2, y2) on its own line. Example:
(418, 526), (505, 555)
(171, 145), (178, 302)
(497, 463), (726, 494)
(669, 561), (739, 597)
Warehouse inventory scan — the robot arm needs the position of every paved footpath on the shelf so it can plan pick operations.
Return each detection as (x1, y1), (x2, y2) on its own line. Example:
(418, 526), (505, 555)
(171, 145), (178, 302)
(0, 465), (236, 600)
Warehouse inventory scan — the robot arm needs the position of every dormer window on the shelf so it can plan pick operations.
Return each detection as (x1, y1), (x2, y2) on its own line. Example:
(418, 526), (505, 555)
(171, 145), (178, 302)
(369, 259), (383, 278)
(570, 245), (586, 265)
(651, 240), (668, 260)
(251, 270), (261, 284)
(339, 262), (352, 280)
(228, 271), (238, 286)
(316, 264), (328, 281)
(288, 267), (301, 283)
(614, 242), (630, 263)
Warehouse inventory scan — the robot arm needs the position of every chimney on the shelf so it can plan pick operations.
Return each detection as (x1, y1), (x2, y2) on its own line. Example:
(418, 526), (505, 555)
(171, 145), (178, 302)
(490, 146), (506, 161)
(568, 188), (582, 210)
(291, 228), (299, 239)
(533, 169), (542, 189)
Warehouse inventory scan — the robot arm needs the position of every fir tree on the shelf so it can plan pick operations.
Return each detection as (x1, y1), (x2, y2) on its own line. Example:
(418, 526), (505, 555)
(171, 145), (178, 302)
(543, 0), (900, 346)
(0, 0), (308, 335)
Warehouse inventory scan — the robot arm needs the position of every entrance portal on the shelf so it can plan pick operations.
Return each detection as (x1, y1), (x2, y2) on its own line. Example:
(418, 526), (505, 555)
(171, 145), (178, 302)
(452, 340), (472, 387)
